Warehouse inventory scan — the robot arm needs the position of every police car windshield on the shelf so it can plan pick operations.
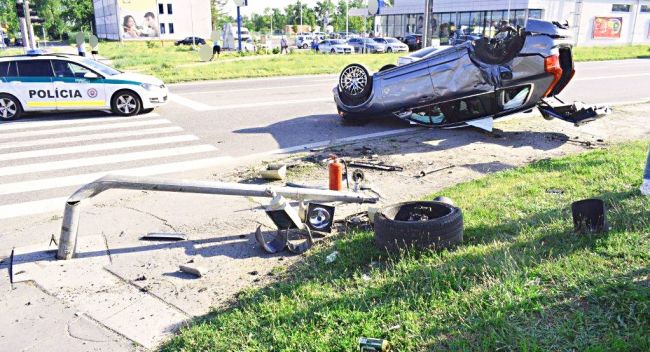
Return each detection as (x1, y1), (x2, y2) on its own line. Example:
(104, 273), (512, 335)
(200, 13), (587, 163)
(79, 58), (121, 76)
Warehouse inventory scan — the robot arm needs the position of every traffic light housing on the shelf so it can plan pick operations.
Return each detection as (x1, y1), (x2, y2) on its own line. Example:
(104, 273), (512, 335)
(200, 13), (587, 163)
(16, 3), (25, 18)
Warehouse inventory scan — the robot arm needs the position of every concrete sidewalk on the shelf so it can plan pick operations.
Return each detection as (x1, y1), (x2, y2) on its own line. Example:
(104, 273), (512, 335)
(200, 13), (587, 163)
(1, 103), (649, 350)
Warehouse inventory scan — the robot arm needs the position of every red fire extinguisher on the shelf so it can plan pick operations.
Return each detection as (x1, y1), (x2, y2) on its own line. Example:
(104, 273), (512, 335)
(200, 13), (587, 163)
(328, 154), (344, 191)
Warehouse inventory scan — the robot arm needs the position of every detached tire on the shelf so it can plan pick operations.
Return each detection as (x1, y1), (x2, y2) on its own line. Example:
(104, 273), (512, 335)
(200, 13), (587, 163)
(338, 63), (372, 106)
(374, 201), (463, 252)
(111, 90), (142, 116)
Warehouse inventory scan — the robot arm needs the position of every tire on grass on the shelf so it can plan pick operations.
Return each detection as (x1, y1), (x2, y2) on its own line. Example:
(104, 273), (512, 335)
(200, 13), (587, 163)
(374, 201), (463, 252)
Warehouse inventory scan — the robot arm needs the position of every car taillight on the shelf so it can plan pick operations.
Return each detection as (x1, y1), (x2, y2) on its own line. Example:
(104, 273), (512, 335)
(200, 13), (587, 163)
(543, 54), (563, 97)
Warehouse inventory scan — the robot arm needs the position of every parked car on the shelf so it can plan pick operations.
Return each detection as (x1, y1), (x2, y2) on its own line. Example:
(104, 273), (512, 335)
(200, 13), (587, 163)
(175, 37), (206, 46)
(403, 34), (423, 51)
(348, 38), (385, 53)
(449, 32), (483, 45)
(372, 37), (409, 53)
(318, 39), (353, 54)
(397, 46), (444, 66)
(14, 38), (23, 47)
(296, 35), (314, 49)
(0, 53), (168, 120)
(333, 20), (609, 130)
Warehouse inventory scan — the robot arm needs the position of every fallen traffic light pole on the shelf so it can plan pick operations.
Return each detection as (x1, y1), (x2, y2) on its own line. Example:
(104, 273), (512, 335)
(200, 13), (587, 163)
(56, 175), (379, 260)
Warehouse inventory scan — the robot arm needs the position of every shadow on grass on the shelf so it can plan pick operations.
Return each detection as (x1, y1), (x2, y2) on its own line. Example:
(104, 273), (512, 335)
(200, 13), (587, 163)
(161, 184), (648, 351)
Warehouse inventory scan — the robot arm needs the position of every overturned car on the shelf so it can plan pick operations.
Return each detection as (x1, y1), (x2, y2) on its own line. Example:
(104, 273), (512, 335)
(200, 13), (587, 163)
(333, 20), (609, 130)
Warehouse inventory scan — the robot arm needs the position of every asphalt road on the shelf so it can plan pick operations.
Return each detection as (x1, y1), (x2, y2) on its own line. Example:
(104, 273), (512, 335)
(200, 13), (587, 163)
(1, 58), (649, 219)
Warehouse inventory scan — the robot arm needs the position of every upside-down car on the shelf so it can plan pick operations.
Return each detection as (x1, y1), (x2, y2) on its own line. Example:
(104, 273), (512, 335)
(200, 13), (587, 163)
(333, 19), (609, 131)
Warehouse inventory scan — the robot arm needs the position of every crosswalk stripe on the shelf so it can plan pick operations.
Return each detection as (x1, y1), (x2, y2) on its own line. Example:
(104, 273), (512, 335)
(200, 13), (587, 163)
(0, 144), (217, 177)
(0, 135), (199, 161)
(0, 126), (184, 151)
(0, 119), (171, 140)
(0, 113), (159, 131)
(0, 156), (233, 195)
(0, 197), (69, 220)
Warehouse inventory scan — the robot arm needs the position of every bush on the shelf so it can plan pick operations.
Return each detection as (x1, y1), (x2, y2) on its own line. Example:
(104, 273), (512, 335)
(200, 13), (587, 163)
(272, 47), (280, 54)
(146, 41), (159, 49)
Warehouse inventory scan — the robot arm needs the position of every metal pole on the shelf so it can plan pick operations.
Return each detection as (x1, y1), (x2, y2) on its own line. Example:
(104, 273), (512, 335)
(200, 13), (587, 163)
(346, 0), (349, 38)
(423, 0), (430, 47)
(300, 0), (303, 27)
(56, 175), (379, 260)
(237, 6), (242, 52)
(191, 0), (196, 49)
(24, 0), (35, 49)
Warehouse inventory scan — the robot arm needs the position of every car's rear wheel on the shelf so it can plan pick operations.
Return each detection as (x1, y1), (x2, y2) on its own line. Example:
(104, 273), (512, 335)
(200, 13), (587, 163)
(338, 64), (372, 106)
(111, 91), (141, 116)
(387, 47), (393, 53)
(302, 44), (308, 49)
(0, 94), (22, 121)
(330, 48), (336, 54)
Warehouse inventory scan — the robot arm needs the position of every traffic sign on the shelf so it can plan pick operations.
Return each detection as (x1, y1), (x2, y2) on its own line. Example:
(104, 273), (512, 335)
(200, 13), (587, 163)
(233, 0), (247, 7)
(368, 0), (378, 15)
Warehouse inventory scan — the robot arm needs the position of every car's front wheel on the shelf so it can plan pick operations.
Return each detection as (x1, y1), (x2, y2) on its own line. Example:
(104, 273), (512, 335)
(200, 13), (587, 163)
(338, 64), (372, 106)
(111, 91), (141, 116)
(0, 94), (22, 121)
(387, 47), (393, 53)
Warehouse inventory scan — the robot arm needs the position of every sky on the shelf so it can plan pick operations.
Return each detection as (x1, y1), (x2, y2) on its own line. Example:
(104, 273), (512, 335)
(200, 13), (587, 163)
(224, 0), (323, 17)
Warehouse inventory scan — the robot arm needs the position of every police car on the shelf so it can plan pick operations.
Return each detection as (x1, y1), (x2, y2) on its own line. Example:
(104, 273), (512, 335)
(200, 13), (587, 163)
(0, 53), (168, 120)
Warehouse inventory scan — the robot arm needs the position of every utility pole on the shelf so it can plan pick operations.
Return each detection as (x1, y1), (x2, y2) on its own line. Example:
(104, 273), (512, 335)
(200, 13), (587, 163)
(24, 0), (36, 49)
(299, 1), (303, 27)
(190, 0), (196, 49)
(16, 1), (29, 50)
(346, 0), (349, 37)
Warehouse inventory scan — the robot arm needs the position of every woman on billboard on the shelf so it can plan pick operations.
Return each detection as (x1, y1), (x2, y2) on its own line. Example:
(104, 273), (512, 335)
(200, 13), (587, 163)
(123, 15), (141, 38)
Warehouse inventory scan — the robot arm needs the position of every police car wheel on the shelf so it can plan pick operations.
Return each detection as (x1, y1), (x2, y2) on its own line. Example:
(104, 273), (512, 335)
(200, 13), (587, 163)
(0, 94), (21, 121)
(111, 91), (141, 116)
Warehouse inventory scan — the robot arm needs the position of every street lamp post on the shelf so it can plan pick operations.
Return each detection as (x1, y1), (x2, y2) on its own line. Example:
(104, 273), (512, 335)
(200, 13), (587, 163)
(346, 0), (349, 38)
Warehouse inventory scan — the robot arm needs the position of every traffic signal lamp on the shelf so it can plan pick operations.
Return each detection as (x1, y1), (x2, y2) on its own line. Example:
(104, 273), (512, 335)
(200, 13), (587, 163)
(16, 3), (25, 18)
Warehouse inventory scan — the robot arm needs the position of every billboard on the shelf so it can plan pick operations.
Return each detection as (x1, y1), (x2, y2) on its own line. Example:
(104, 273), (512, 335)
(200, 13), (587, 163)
(119, 0), (160, 39)
(592, 17), (622, 39)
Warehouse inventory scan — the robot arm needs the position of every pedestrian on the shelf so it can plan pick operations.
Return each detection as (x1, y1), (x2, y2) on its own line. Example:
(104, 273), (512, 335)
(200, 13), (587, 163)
(311, 37), (319, 52)
(641, 146), (650, 196)
(211, 38), (221, 60)
(77, 42), (86, 57)
(280, 36), (288, 54)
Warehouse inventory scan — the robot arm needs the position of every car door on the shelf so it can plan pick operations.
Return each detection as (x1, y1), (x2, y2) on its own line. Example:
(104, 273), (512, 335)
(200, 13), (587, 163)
(51, 60), (108, 110)
(14, 59), (56, 111)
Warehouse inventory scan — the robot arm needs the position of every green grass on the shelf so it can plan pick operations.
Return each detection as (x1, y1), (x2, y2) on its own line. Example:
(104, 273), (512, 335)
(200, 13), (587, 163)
(573, 45), (650, 62)
(2, 42), (648, 83)
(162, 142), (650, 351)
(96, 41), (402, 83)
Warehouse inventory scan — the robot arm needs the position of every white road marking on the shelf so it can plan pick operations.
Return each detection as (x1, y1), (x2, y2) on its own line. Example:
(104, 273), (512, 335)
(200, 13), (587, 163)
(0, 156), (233, 195)
(167, 94), (216, 111)
(0, 119), (171, 140)
(0, 197), (69, 220)
(169, 94), (331, 111)
(169, 75), (336, 87)
(243, 127), (419, 161)
(179, 83), (333, 95)
(0, 135), (199, 161)
(0, 144), (217, 176)
(0, 126), (184, 151)
(574, 72), (650, 81)
(0, 113), (159, 131)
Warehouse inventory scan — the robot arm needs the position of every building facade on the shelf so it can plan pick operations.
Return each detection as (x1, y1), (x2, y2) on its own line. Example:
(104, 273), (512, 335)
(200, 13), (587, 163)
(375, 0), (650, 46)
(93, 0), (212, 41)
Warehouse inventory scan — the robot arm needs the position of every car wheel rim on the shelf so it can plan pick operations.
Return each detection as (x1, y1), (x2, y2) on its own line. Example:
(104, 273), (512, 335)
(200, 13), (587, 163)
(340, 66), (368, 96)
(116, 95), (136, 114)
(0, 98), (17, 119)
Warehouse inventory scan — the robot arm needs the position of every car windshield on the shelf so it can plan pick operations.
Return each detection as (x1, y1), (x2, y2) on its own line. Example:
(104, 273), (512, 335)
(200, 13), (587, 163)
(386, 38), (401, 43)
(79, 58), (121, 76)
(410, 47), (439, 58)
(332, 40), (346, 44)
(373, 38), (386, 43)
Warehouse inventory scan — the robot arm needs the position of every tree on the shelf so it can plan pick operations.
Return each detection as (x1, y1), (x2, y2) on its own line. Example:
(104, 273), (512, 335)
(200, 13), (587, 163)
(314, 0), (335, 28)
(211, 0), (233, 31)
(0, 0), (19, 38)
